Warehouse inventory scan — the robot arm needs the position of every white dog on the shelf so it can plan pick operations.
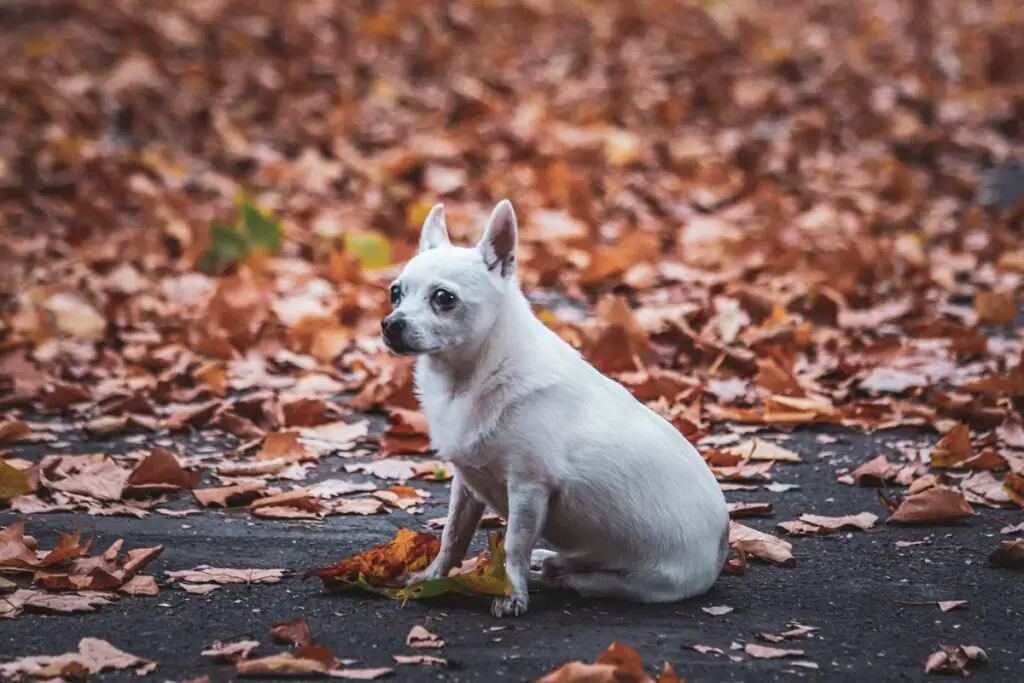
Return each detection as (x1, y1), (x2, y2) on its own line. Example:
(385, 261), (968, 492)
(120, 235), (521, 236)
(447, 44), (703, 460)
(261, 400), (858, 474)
(381, 200), (729, 617)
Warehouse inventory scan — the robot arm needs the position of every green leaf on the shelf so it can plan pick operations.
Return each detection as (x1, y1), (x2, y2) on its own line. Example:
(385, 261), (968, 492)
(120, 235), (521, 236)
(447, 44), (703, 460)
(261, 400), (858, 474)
(0, 460), (31, 501)
(343, 231), (392, 270)
(240, 201), (282, 255)
(198, 224), (250, 272)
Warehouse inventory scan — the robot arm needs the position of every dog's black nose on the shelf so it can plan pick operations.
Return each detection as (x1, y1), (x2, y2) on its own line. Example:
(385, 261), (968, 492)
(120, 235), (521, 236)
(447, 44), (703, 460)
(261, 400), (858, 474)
(381, 316), (406, 336)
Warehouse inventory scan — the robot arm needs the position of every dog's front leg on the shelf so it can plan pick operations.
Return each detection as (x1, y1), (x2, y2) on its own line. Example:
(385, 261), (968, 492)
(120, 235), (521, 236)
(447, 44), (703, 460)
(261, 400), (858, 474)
(407, 474), (485, 583)
(492, 480), (549, 618)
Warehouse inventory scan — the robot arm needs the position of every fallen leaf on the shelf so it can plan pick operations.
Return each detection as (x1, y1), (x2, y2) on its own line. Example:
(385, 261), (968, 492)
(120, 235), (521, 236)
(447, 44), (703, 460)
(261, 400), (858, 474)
(744, 643), (806, 659)
(308, 479), (377, 499)
(374, 485), (426, 510)
(975, 291), (1017, 326)
(924, 645), (987, 676)
(125, 447), (202, 496)
(119, 575), (159, 597)
(990, 539), (1024, 569)
(930, 425), (974, 469)
(0, 637), (152, 679)
(194, 482), (267, 508)
(393, 654), (450, 668)
(330, 498), (388, 516)
(201, 640), (260, 662)
(0, 590), (116, 619)
(272, 617), (312, 647)
(725, 439), (802, 462)
(702, 605), (734, 616)
(405, 625), (444, 648)
(778, 512), (878, 535)
(0, 521), (40, 569)
(938, 600), (969, 612)
(729, 522), (795, 566)
(755, 624), (818, 642)
(727, 502), (774, 519)
(236, 652), (327, 677)
(0, 461), (32, 502)
(46, 458), (129, 502)
(166, 567), (286, 584)
(180, 583), (221, 595)
(306, 528), (439, 589)
(886, 487), (975, 524)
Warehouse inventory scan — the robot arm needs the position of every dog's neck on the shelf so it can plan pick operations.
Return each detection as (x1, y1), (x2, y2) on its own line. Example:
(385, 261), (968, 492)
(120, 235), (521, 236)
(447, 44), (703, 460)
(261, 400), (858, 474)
(418, 284), (541, 395)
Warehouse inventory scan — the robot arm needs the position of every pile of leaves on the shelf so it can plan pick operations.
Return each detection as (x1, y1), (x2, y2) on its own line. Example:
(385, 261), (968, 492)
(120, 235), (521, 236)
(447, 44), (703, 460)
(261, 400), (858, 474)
(0, 521), (162, 619)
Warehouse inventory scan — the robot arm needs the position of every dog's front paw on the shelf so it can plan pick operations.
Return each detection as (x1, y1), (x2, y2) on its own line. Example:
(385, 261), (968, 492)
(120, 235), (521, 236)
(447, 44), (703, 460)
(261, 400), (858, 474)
(491, 594), (528, 618)
(404, 565), (443, 585)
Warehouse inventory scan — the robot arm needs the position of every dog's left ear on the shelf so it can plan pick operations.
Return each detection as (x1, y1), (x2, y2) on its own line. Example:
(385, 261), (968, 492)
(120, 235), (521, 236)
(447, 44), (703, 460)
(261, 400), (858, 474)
(419, 204), (451, 253)
(478, 199), (517, 278)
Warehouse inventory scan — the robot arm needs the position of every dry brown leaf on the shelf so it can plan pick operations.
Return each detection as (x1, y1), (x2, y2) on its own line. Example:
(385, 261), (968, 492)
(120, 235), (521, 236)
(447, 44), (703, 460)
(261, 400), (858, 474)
(989, 539), (1024, 569)
(125, 446), (202, 494)
(119, 575), (159, 597)
(194, 481), (267, 508)
(725, 439), (801, 462)
(0, 637), (152, 679)
(166, 567), (286, 584)
(886, 487), (975, 525)
(374, 486), (426, 510)
(0, 521), (41, 569)
(729, 522), (795, 566)
(727, 502), (774, 519)
(180, 583), (220, 595)
(0, 590), (116, 619)
(924, 645), (987, 676)
(392, 654), (450, 668)
(405, 625), (444, 648)
(201, 640), (260, 662)
(778, 512), (877, 535)
(272, 616), (312, 647)
(974, 291), (1018, 326)
(744, 643), (806, 659)
(236, 652), (327, 677)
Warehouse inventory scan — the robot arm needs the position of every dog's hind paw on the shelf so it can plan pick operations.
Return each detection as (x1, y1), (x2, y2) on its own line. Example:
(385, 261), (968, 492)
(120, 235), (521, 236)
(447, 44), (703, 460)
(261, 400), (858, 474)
(491, 594), (528, 618)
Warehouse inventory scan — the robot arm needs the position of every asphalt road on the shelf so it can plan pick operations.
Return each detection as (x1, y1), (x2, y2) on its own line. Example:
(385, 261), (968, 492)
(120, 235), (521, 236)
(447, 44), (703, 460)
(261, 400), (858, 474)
(2, 424), (1023, 683)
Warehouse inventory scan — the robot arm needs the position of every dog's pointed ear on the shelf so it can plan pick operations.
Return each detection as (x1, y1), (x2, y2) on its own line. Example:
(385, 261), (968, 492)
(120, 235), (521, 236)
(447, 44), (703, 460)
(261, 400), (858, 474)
(418, 204), (451, 253)
(478, 199), (517, 278)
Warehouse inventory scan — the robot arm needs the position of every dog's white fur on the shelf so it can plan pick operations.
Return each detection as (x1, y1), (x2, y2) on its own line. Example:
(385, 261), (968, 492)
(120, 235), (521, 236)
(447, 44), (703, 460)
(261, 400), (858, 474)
(382, 200), (729, 617)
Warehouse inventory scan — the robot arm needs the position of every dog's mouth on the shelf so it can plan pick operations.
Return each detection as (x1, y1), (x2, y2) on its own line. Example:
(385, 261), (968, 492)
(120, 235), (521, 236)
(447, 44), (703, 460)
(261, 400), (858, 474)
(382, 336), (439, 356)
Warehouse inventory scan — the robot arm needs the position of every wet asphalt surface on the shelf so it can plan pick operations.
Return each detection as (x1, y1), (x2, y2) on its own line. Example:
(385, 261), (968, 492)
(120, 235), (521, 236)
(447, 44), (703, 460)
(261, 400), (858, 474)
(1, 423), (1023, 683)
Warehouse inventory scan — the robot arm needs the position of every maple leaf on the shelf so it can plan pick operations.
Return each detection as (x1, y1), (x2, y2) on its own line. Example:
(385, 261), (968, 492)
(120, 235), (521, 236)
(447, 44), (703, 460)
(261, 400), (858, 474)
(306, 528), (440, 590)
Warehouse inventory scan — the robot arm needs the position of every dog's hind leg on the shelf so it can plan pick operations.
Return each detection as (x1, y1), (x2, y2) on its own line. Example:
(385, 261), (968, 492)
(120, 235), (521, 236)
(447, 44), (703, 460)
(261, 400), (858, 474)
(559, 564), (711, 604)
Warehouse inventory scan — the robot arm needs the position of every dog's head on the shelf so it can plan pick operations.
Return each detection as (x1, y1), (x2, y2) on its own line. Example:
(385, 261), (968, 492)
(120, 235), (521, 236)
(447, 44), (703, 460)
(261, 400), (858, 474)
(381, 199), (518, 356)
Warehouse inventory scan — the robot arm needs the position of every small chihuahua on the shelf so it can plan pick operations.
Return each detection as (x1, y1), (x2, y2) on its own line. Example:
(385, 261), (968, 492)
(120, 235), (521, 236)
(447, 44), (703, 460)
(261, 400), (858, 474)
(381, 200), (729, 617)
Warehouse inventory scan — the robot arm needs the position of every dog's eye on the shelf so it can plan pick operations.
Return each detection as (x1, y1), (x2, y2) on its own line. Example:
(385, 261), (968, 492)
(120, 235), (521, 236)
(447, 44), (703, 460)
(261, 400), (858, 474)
(389, 284), (402, 307)
(431, 288), (457, 310)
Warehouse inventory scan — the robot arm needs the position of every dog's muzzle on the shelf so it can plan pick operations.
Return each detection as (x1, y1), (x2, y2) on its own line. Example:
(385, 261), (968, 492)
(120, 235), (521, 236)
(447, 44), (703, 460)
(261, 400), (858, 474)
(381, 314), (410, 351)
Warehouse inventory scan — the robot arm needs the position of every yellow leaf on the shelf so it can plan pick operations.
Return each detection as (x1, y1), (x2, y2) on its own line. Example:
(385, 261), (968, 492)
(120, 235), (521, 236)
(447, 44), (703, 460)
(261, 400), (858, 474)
(0, 460), (32, 501)
(343, 231), (392, 270)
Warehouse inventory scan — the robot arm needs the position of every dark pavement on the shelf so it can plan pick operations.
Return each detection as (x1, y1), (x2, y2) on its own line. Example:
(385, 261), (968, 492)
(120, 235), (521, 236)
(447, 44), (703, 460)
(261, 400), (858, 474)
(2, 423), (1023, 683)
